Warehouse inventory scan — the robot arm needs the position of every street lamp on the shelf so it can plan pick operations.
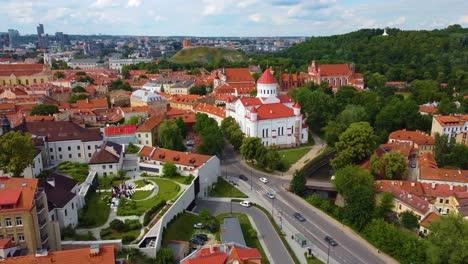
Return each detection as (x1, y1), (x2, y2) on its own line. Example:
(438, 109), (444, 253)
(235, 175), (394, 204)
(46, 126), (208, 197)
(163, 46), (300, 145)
(250, 167), (253, 191)
(271, 195), (275, 216)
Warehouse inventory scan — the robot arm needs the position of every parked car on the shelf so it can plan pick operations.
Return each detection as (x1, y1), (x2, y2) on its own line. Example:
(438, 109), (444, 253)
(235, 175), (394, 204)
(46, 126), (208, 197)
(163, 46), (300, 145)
(411, 163), (417, 168)
(325, 236), (338, 246)
(266, 192), (275, 199)
(193, 234), (208, 241)
(186, 140), (194, 147)
(259, 177), (268, 183)
(240, 200), (251, 207)
(193, 223), (204, 229)
(293, 212), (306, 222)
(239, 174), (248, 181)
(190, 237), (204, 245)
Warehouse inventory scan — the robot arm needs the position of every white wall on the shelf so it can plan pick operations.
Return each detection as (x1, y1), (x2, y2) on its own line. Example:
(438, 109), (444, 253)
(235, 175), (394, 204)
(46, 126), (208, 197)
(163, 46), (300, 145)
(46, 140), (103, 165)
(0, 152), (43, 178)
(49, 195), (80, 229)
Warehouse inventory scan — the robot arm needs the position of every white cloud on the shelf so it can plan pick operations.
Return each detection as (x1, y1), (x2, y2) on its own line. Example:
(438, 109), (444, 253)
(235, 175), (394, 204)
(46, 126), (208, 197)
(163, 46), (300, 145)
(5, 2), (36, 24)
(202, 0), (226, 16)
(91, 0), (120, 8)
(248, 13), (262, 22)
(387, 16), (406, 27)
(44, 7), (73, 22)
(127, 0), (142, 8)
(237, 0), (259, 8)
(458, 15), (468, 25)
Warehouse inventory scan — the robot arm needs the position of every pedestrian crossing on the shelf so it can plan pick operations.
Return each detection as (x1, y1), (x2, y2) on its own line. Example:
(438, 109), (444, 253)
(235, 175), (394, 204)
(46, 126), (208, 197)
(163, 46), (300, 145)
(256, 186), (277, 196)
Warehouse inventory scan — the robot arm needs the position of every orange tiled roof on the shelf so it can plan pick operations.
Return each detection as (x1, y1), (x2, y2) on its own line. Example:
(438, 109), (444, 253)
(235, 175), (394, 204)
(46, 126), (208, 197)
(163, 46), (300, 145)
(0, 64), (45, 77)
(0, 238), (14, 249)
(139, 146), (212, 168)
(389, 129), (435, 145)
(380, 142), (412, 157)
(0, 177), (38, 213)
(2, 245), (115, 264)
(256, 103), (295, 120)
(375, 180), (430, 215)
(317, 64), (351, 77)
(419, 105), (438, 114)
(434, 115), (468, 126)
(418, 152), (468, 183)
(257, 69), (277, 84)
(218, 68), (255, 83)
(119, 106), (150, 113)
(136, 114), (165, 132)
(420, 212), (440, 228)
(193, 103), (225, 118)
(75, 98), (108, 109)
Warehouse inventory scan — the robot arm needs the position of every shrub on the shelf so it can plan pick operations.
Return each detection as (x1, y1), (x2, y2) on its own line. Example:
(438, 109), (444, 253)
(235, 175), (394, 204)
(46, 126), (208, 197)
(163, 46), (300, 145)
(122, 235), (136, 244)
(125, 219), (142, 230)
(143, 200), (167, 226)
(126, 143), (141, 154)
(100, 227), (112, 237)
(109, 219), (126, 232)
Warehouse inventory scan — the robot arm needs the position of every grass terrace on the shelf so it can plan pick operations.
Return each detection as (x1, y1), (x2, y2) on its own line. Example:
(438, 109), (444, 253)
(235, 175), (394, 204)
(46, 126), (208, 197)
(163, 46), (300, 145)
(132, 190), (152, 200)
(209, 177), (248, 198)
(78, 191), (111, 228)
(100, 219), (142, 244)
(117, 178), (180, 216)
(279, 146), (313, 170)
(162, 212), (203, 246)
(58, 162), (89, 183)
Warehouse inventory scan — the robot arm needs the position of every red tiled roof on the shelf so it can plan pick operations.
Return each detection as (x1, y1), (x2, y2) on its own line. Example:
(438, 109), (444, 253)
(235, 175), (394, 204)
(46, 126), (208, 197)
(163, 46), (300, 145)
(257, 69), (277, 84)
(420, 212), (440, 228)
(104, 125), (137, 136)
(389, 129), (435, 145)
(380, 142), (412, 158)
(0, 238), (14, 249)
(136, 114), (165, 132)
(0, 178), (38, 213)
(0, 103), (15, 111)
(75, 98), (108, 109)
(434, 115), (468, 126)
(223, 68), (255, 83)
(232, 247), (262, 260)
(193, 103), (225, 118)
(375, 181), (430, 215)
(277, 94), (295, 104)
(256, 103), (295, 120)
(317, 64), (351, 77)
(238, 97), (262, 107)
(0, 64), (45, 77)
(139, 146), (212, 168)
(418, 152), (468, 183)
(2, 245), (115, 264)
(185, 252), (228, 264)
(419, 105), (438, 114)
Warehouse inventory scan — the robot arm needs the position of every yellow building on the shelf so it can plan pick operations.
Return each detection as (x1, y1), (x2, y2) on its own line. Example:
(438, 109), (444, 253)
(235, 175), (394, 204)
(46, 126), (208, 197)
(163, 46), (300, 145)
(0, 64), (51, 86)
(0, 178), (61, 254)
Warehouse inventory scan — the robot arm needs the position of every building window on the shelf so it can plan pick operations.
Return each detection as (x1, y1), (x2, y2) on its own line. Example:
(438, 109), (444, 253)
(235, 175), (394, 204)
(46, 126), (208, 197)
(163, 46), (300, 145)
(398, 204), (402, 210)
(146, 140), (149, 145)
(109, 165), (113, 169)
(445, 199), (449, 204)
(77, 146), (80, 150)
(7, 234), (14, 241)
(58, 147), (62, 152)
(68, 146), (71, 151)
(72, 203), (74, 210)
(88, 146), (91, 150)
(69, 154), (72, 158)
(51, 155), (54, 160)
(146, 134), (148, 138)
(15, 217), (22, 226)
(51, 215), (55, 221)
(439, 198), (443, 203)
(50, 148), (53, 152)
(5, 218), (12, 227)
(88, 153), (91, 157)
(78, 153), (81, 158)
(59, 155), (63, 159)
(102, 165), (106, 169)
(138, 134), (141, 138)
(65, 209), (68, 216)
(18, 233), (25, 242)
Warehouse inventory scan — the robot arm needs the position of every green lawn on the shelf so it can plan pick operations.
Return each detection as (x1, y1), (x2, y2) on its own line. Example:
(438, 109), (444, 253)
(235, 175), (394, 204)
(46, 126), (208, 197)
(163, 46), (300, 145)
(279, 147), (312, 169)
(117, 179), (180, 216)
(305, 254), (323, 264)
(97, 176), (125, 190)
(134, 180), (146, 188)
(79, 191), (111, 228)
(58, 162), (89, 183)
(216, 213), (269, 264)
(162, 212), (203, 246)
(209, 177), (248, 198)
(132, 190), (152, 200)
(101, 229), (141, 244)
(169, 175), (196, 185)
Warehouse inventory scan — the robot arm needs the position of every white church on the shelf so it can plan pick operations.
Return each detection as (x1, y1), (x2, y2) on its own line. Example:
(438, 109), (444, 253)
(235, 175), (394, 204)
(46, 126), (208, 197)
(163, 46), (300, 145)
(226, 69), (309, 147)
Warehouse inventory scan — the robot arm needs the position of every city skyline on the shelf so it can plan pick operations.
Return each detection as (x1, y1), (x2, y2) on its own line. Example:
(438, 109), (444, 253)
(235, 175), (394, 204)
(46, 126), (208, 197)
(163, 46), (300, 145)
(1, 0), (467, 37)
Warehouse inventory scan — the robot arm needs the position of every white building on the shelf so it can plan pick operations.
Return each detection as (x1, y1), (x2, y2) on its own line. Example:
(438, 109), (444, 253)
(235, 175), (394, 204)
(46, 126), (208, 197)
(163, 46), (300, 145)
(89, 141), (124, 176)
(67, 59), (105, 70)
(109, 58), (152, 73)
(431, 115), (468, 140)
(138, 146), (220, 196)
(12, 120), (103, 166)
(39, 173), (80, 229)
(226, 69), (308, 147)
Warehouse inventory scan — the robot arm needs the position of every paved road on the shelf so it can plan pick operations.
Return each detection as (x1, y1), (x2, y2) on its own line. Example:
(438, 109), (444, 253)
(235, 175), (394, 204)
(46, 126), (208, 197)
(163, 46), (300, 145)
(192, 200), (294, 264)
(223, 141), (394, 264)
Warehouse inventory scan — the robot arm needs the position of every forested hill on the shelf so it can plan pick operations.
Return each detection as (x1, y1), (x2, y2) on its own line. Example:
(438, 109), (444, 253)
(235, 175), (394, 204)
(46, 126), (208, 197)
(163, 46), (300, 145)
(275, 25), (468, 85)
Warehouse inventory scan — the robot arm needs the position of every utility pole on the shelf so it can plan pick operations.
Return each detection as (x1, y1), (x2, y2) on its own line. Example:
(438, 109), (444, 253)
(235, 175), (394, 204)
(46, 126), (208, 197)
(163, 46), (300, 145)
(279, 211), (283, 231)
(327, 244), (330, 264)
(250, 167), (253, 191)
(271, 196), (274, 216)
(230, 199), (233, 215)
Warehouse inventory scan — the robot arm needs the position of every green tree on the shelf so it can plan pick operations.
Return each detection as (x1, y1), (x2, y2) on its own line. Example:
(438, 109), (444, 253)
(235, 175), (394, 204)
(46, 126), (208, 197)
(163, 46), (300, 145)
(30, 104), (59, 116)
(252, 72), (261, 81)
(109, 79), (132, 92)
(331, 122), (377, 169)
(427, 214), (468, 264)
(240, 137), (263, 161)
(158, 120), (184, 151)
(434, 133), (451, 166)
(366, 72), (388, 89)
(380, 151), (409, 179)
(54, 71), (65, 79)
(162, 162), (178, 178)
(194, 113), (224, 156)
(332, 165), (374, 196)
(72, 86), (86, 93)
(400, 211), (419, 230)
(369, 153), (381, 176)
(446, 144), (468, 169)
(155, 248), (174, 264)
(265, 145), (281, 171)
(229, 129), (244, 150)
(175, 117), (187, 138)
(124, 115), (142, 125)
(437, 98), (458, 115)
(221, 116), (237, 138)
(69, 94), (89, 103)
(322, 105), (369, 146)
(343, 185), (375, 230)
(0, 131), (36, 177)
(289, 170), (306, 196)
(189, 85), (207, 95)
(375, 192), (394, 219)
(249, 89), (257, 97)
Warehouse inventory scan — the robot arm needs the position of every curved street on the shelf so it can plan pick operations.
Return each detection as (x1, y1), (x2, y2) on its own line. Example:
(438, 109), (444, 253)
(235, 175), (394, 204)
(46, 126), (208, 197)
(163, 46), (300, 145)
(219, 137), (397, 264)
(193, 200), (294, 264)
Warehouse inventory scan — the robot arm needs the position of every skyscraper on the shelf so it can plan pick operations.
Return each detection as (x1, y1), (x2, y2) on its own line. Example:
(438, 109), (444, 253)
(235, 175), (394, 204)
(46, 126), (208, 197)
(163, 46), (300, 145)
(7, 29), (19, 49)
(37, 23), (46, 48)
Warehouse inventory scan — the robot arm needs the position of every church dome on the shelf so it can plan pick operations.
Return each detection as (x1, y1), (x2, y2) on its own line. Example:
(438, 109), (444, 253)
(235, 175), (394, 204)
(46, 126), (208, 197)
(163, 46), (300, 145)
(257, 69), (276, 84)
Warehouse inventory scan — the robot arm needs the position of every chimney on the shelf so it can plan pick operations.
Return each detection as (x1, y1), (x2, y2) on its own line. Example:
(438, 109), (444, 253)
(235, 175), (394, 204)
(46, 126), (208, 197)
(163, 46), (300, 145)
(411, 182), (415, 187)
(407, 194), (412, 199)
(90, 244), (100, 256)
(46, 178), (55, 188)
(431, 183), (436, 189)
(210, 245), (215, 253)
(449, 185), (454, 191)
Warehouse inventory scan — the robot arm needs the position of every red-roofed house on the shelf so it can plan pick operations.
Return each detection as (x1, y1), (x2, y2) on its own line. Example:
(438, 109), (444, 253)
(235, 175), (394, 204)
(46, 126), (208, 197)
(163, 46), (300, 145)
(193, 103), (225, 125)
(388, 129), (435, 156)
(213, 68), (255, 89)
(226, 69), (308, 148)
(431, 115), (468, 140)
(181, 243), (262, 264)
(307, 60), (364, 92)
(419, 212), (440, 236)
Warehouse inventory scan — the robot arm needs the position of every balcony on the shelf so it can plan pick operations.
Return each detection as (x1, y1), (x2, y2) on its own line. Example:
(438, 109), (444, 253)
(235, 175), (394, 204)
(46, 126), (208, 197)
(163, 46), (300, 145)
(39, 218), (47, 229)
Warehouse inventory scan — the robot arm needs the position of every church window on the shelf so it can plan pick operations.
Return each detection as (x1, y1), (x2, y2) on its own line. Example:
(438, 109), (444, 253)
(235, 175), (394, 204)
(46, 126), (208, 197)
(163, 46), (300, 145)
(26, 79), (29, 85)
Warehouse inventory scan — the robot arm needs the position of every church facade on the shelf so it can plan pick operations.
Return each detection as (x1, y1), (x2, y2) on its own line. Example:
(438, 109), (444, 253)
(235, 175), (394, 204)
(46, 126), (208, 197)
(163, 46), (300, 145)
(226, 69), (308, 148)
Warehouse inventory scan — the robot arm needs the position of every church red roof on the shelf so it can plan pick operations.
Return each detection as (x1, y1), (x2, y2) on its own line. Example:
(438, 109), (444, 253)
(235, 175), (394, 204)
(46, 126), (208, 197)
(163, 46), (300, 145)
(257, 69), (277, 84)
(256, 103), (295, 120)
(293, 102), (301, 109)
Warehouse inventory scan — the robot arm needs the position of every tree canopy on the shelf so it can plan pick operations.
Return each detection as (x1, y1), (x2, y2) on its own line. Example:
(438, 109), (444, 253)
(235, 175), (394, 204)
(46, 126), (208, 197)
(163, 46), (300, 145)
(0, 131), (37, 177)
(158, 119), (185, 151)
(30, 104), (59, 116)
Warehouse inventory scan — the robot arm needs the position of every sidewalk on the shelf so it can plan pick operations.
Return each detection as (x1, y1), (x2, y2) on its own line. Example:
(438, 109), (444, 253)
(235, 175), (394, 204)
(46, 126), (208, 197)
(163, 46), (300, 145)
(285, 133), (326, 178)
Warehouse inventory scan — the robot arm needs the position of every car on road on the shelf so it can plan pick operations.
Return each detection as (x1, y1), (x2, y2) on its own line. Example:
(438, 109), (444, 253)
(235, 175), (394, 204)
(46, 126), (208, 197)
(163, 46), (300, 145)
(266, 192), (275, 199)
(240, 200), (251, 207)
(193, 234), (208, 241)
(293, 212), (306, 222)
(239, 174), (248, 181)
(411, 163), (416, 168)
(259, 177), (268, 183)
(193, 223), (204, 229)
(325, 236), (338, 246)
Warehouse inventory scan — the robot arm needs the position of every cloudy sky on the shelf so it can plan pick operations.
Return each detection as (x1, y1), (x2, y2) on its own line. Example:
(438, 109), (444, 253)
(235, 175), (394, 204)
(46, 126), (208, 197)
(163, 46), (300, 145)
(1, 0), (467, 36)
